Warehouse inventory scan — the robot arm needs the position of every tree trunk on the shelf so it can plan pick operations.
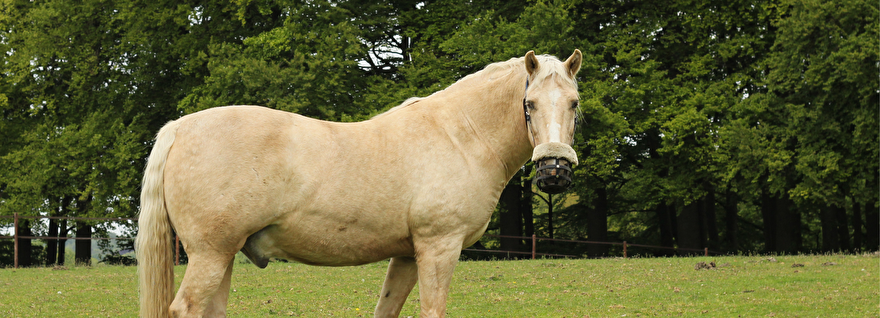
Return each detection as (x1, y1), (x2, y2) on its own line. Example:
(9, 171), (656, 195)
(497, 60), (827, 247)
(521, 165), (534, 238)
(46, 218), (58, 266)
(834, 204), (851, 251)
(851, 202), (863, 252)
(820, 204), (840, 252)
(677, 199), (703, 255)
(793, 201), (803, 252)
(57, 219), (68, 266)
(17, 219), (33, 267)
(760, 189), (777, 252)
(74, 222), (92, 266)
(723, 190), (739, 252)
(701, 185), (719, 250)
(547, 194), (554, 239)
(499, 181), (523, 257)
(587, 186), (609, 258)
(656, 202), (675, 256)
(774, 195), (798, 254)
(864, 200), (879, 251)
(47, 196), (72, 266)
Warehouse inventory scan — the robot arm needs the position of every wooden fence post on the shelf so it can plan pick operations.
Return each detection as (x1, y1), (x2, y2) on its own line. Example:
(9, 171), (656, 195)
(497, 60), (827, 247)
(531, 234), (536, 260)
(704, 247), (708, 256)
(623, 241), (627, 258)
(13, 213), (18, 268)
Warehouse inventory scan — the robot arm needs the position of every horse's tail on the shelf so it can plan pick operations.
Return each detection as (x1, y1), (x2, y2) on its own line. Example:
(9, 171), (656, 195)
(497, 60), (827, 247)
(136, 120), (180, 318)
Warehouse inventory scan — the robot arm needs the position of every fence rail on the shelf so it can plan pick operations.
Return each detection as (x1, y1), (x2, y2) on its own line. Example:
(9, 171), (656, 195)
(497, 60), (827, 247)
(465, 234), (717, 259)
(1, 213), (168, 268)
(0, 215), (137, 221)
(2, 214), (719, 268)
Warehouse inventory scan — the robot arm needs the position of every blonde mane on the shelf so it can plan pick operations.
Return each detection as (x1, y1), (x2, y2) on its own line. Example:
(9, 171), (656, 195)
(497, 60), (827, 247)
(373, 54), (574, 119)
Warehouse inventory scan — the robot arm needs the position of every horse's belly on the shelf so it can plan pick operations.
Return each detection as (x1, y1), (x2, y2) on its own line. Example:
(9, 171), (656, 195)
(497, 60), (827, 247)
(244, 219), (414, 267)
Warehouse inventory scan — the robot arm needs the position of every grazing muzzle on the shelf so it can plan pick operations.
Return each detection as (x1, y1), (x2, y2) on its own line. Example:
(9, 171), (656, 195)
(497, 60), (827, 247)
(535, 157), (572, 194)
(531, 142), (578, 194)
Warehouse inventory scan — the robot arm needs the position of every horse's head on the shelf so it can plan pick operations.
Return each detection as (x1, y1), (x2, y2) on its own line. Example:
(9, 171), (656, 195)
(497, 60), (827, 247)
(522, 50), (582, 194)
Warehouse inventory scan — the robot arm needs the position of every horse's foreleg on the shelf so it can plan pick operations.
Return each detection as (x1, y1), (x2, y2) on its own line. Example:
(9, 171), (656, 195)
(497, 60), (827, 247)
(169, 253), (235, 318)
(374, 257), (418, 318)
(414, 242), (462, 318)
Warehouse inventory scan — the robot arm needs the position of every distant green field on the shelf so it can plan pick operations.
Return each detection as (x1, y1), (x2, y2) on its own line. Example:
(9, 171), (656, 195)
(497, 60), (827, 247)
(0, 254), (876, 317)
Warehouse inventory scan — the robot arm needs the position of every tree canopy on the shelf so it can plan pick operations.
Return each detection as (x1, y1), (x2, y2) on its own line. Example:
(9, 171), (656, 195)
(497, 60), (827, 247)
(0, 0), (876, 265)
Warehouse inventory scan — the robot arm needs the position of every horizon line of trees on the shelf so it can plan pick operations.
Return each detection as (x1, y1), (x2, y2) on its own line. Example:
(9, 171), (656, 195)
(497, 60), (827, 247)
(0, 0), (877, 266)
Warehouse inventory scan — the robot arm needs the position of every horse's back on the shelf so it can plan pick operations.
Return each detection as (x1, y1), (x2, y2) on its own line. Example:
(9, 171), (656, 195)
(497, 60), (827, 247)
(162, 106), (418, 264)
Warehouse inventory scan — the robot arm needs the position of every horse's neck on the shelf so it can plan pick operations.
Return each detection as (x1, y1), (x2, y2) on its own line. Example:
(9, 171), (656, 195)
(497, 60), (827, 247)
(428, 77), (533, 181)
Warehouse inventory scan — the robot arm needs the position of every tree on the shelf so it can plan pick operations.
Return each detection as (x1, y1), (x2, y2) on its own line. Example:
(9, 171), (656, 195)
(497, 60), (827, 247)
(1, 0), (876, 266)
(177, 0), (393, 121)
(759, 0), (879, 251)
(0, 0), (145, 265)
(0, 0), (289, 264)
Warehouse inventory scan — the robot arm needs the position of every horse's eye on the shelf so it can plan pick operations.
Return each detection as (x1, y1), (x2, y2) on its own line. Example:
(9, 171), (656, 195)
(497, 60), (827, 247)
(571, 101), (579, 109)
(526, 101), (536, 110)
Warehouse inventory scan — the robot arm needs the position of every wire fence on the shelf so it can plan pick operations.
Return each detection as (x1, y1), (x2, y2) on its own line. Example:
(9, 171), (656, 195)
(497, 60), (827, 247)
(0, 214), (171, 268)
(1, 214), (719, 268)
(466, 234), (717, 259)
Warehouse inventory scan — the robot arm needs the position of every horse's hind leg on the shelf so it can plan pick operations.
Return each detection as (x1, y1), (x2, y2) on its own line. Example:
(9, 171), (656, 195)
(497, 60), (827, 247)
(374, 257), (418, 318)
(204, 259), (234, 316)
(169, 252), (236, 317)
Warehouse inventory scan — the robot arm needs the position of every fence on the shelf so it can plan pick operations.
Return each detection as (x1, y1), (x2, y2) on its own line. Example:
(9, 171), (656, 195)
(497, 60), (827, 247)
(0, 213), (184, 268)
(1, 214), (718, 268)
(465, 234), (717, 259)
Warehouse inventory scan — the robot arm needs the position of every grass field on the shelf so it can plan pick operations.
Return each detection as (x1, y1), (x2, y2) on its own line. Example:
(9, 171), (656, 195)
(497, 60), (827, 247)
(0, 254), (876, 317)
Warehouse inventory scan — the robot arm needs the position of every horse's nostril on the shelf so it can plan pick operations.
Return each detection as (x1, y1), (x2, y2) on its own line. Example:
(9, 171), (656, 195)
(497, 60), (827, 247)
(534, 157), (573, 194)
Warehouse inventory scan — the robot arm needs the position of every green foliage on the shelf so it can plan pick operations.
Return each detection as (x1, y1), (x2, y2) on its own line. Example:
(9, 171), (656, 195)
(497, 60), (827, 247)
(0, 0), (147, 219)
(0, 0), (876, 265)
(178, 1), (390, 121)
(763, 0), (879, 205)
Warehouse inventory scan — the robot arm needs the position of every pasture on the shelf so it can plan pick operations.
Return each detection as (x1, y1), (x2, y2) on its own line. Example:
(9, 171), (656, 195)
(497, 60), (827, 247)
(0, 254), (876, 317)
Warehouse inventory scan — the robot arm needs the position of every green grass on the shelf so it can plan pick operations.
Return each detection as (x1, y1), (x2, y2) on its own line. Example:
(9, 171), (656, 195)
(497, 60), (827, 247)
(0, 254), (876, 317)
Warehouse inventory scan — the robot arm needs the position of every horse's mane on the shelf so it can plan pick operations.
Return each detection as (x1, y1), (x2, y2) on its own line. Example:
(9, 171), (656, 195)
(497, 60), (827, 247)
(373, 54), (573, 119)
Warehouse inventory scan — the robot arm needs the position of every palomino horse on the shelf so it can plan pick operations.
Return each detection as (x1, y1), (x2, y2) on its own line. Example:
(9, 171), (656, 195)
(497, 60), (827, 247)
(136, 50), (582, 318)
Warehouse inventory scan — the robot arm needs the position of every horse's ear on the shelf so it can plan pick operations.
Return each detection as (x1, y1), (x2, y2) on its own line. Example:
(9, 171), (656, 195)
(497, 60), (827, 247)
(564, 49), (583, 78)
(525, 51), (539, 76)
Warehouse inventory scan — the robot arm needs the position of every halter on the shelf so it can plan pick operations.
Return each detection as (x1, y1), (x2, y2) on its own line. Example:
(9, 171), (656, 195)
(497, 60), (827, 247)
(522, 76), (537, 146)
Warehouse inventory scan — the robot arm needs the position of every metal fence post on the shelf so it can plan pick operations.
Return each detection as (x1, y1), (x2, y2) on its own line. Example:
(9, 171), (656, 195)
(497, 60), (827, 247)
(531, 234), (536, 260)
(622, 241), (627, 258)
(13, 213), (18, 268)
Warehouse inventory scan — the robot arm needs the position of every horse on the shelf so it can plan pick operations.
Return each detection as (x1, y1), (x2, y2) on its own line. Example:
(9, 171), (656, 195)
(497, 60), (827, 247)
(136, 50), (582, 318)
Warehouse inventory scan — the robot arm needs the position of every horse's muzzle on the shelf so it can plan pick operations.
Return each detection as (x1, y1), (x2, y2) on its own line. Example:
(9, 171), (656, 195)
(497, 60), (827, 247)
(531, 142), (578, 194)
(534, 157), (573, 194)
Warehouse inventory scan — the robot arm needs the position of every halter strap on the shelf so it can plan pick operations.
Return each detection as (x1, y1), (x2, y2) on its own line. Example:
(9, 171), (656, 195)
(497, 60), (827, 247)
(522, 76), (537, 146)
